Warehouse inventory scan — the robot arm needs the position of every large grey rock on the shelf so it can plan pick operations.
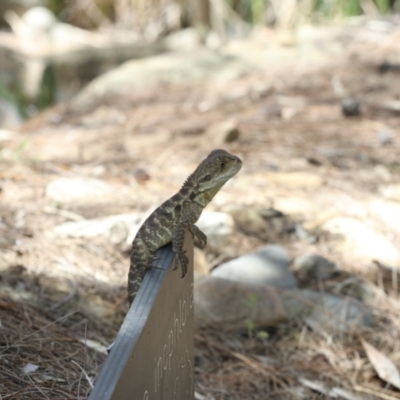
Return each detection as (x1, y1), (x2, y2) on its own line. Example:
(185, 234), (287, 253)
(323, 217), (400, 267)
(195, 276), (286, 331)
(196, 211), (234, 248)
(211, 245), (297, 289)
(71, 50), (252, 111)
(281, 290), (374, 333)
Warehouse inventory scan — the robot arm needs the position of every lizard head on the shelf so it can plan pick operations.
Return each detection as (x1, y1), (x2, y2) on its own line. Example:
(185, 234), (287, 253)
(186, 149), (242, 206)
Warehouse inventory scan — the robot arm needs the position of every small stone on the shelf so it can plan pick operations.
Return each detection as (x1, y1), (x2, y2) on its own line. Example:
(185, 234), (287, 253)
(205, 120), (240, 145)
(341, 97), (361, 117)
(293, 254), (337, 280)
(194, 276), (287, 331)
(133, 168), (150, 184)
(211, 245), (297, 289)
(196, 211), (234, 248)
(377, 129), (393, 146)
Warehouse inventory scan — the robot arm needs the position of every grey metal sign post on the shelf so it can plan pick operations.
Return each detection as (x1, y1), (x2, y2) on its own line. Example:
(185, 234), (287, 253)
(89, 233), (194, 400)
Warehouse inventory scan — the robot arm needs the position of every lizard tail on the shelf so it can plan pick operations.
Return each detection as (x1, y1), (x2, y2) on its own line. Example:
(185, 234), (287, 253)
(128, 238), (150, 304)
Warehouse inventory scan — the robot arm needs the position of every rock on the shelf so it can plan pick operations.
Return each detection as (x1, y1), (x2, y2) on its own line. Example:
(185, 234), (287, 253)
(71, 51), (252, 111)
(306, 293), (374, 333)
(227, 205), (290, 241)
(281, 290), (374, 333)
(205, 120), (240, 145)
(377, 129), (393, 146)
(194, 248), (209, 279)
(368, 199), (400, 237)
(196, 211), (234, 248)
(341, 97), (361, 117)
(267, 172), (323, 189)
(226, 205), (270, 239)
(293, 253), (337, 280)
(194, 276), (286, 331)
(323, 217), (400, 267)
(51, 213), (141, 247)
(211, 245), (297, 289)
(46, 177), (115, 203)
(381, 184), (400, 202)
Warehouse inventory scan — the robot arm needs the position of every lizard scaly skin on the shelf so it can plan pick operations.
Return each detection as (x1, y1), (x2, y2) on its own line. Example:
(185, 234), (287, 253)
(128, 149), (242, 304)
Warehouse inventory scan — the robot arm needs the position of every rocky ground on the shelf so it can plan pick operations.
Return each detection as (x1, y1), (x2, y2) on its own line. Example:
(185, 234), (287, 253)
(1, 19), (400, 399)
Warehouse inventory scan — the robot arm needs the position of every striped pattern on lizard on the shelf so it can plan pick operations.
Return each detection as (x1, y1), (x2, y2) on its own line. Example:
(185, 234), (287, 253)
(128, 149), (242, 304)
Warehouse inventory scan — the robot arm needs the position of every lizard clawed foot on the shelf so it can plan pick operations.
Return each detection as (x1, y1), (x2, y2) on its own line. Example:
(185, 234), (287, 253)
(173, 251), (188, 278)
(189, 225), (207, 247)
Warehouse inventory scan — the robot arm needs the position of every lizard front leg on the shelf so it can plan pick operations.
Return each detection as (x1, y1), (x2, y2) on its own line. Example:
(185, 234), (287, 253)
(172, 207), (202, 278)
(172, 224), (188, 278)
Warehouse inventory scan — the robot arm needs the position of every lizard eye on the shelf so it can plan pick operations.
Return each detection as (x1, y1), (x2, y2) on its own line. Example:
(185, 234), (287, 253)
(203, 174), (211, 181)
(220, 161), (226, 169)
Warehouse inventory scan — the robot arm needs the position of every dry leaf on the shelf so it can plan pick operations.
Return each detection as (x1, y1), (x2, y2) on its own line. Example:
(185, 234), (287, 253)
(361, 339), (400, 390)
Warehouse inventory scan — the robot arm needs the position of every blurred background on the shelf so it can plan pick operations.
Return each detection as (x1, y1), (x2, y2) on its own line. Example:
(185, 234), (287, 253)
(1, 0), (399, 123)
(1, 1), (400, 399)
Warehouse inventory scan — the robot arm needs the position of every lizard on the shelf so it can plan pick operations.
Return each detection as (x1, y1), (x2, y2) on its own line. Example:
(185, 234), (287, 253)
(128, 149), (242, 304)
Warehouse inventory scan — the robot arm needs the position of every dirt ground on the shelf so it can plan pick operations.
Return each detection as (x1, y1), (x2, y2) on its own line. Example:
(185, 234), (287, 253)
(1, 21), (400, 399)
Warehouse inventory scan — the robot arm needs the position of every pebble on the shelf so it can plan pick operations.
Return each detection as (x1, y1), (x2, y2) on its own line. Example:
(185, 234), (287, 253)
(341, 97), (361, 117)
